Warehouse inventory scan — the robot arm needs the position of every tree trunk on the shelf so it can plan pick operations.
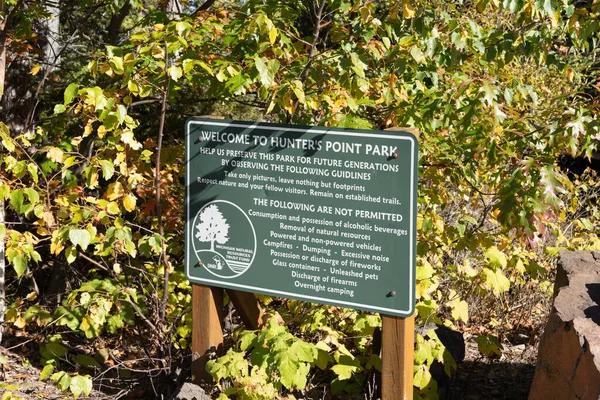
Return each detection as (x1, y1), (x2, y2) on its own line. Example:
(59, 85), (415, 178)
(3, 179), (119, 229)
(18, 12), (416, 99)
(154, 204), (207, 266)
(0, 202), (5, 344)
(42, 0), (61, 69)
(107, 1), (132, 45)
(0, 0), (7, 100)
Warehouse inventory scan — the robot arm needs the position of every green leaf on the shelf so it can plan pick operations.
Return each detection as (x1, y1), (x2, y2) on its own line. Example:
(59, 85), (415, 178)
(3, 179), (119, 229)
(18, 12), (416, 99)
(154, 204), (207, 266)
(64, 83), (79, 105)
(365, 354), (382, 371)
(176, 21), (191, 36)
(416, 260), (435, 280)
(225, 74), (249, 95)
(350, 52), (367, 78)
(54, 306), (81, 330)
(481, 267), (510, 296)
(54, 371), (72, 392)
(40, 364), (54, 381)
(66, 246), (78, 264)
(331, 354), (362, 380)
(98, 160), (114, 180)
(254, 56), (278, 86)
(27, 163), (38, 184)
(116, 104), (127, 124)
(54, 104), (66, 114)
(289, 340), (317, 363)
(0, 122), (14, 151)
(484, 246), (507, 269)
(480, 79), (497, 106)
(70, 375), (92, 398)
(69, 229), (91, 251)
(9, 190), (23, 213)
(414, 335), (432, 365)
(542, 0), (558, 15)
(106, 46), (123, 58)
(109, 57), (124, 74)
(12, 255), (27, 277)
(24, 188), (39, 205)
(414, 365), (432, 389)
(41, 342), (68, 362)
(74, 355), (101, 368)
(475, 334), (503, 356)
(276, 352), (301, 389)
(106, 314), (125, 333)
(503, 0), (523, 13)
(239, 331), (256, 351)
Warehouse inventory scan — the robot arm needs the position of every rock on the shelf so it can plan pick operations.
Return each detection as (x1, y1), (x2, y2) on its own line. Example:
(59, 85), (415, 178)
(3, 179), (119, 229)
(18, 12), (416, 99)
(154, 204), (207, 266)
(415, 323), (466, 365)
(415, 323), (465, 398)
(168, 382), (211, 400)
(528, 251), (600, 400)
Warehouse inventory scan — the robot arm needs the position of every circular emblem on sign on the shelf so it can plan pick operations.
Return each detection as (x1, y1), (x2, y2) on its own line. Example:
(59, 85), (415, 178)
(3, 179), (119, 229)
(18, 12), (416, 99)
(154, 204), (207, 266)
(192, 200), (256, 279)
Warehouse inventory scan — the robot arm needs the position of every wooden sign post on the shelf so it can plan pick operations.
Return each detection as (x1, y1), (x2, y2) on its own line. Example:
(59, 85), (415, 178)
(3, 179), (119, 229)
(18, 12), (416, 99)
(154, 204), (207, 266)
(187, 119), (417, 398)
(378, 128), (418, 399)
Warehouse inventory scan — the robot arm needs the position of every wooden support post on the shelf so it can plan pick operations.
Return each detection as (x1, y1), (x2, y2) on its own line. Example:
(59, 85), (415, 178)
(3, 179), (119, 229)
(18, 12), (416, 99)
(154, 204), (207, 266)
(226, 289), (264, 330)
(381, 314), (414, 400)
(191, 284), (225, 385)
(190, 285), (264, 384)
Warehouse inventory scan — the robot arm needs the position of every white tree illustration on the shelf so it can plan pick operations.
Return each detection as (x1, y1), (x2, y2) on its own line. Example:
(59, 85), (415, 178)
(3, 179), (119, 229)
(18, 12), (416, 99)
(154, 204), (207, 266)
(196, 204), (229, 251)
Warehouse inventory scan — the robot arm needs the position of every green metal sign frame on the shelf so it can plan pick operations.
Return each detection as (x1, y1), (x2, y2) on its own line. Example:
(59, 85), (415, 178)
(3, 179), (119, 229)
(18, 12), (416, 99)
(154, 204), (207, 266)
(185, 118), (417, 317)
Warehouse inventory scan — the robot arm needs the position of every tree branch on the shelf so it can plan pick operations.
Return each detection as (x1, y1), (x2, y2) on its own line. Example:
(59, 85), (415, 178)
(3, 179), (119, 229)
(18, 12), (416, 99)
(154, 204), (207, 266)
(192, 0), (216, 15)
(287, 0), (327, 123)
(157, 42), (171, 324)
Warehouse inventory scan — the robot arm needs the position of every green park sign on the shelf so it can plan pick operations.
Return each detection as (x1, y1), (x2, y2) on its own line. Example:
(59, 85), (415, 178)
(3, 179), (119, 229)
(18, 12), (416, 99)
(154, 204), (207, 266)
(185, 118), (418, 317)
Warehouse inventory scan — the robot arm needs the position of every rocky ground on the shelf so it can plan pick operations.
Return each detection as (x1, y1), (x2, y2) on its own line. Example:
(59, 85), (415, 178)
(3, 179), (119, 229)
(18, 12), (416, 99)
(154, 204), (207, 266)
(446, 336), (538, 400)
(0, 344), (109, 399)
(0, 336), (540, 400)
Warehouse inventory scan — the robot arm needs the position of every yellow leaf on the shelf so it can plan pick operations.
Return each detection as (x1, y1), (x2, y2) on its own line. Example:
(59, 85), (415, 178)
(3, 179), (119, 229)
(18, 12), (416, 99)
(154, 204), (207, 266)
(71, 136), (83, 147)
(83, 123), (93, 137)
(449, 299), (469, 323)
(403, 2), (416, 18)
(30, 64), (41, 75)
(46, 147), (64, 163)
(269, 27), (277, 44)
(80, 315), (91, 332)
(14, 316), (26, 329)
(106, 181), (124, 201)
(515, 259), (526, 274)
(458, 259), (478, 277)
(168, 65), (183, 81)
(106, 201), (120, 215)
(42, 211), (55, 227)
(127, 80), (139, 95)
(121, 129), (142, 150)
(123, 193), (136, 212)
(26, 291), (37, 301)
(97, 125), (107, 139)
(282, 90), (294, 114)
(51, 234), (65, 255)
